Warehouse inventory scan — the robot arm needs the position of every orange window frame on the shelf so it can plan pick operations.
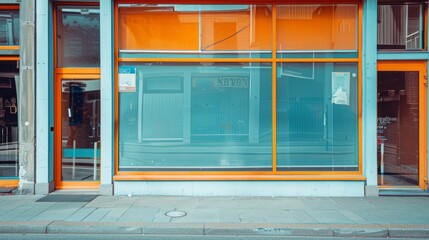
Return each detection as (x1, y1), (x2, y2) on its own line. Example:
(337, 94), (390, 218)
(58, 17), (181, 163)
(53, 2), (101, 190)
(377, 61), (428, 190)
(113, 1), (364, 181)
(0, 5), (20, 51)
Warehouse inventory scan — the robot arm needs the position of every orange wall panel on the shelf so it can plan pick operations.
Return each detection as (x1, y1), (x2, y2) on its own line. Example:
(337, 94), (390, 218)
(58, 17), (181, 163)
(119, 6), (272, 51)
(119, 7), (199, 51)
(201, 7), (271, 51)
(277, 5), (357, 51)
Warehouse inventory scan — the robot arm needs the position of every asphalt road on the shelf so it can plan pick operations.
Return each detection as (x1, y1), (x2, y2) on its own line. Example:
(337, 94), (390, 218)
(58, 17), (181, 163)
(0, 234), (417, 240)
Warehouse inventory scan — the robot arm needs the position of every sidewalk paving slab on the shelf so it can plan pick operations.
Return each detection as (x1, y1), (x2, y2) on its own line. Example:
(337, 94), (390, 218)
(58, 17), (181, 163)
(0, 195), (428, 238)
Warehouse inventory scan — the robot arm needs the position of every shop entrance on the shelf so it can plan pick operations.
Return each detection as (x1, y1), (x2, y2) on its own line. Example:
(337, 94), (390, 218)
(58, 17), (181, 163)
(377, 61), (427, 190)
(54, 74), (100, 189)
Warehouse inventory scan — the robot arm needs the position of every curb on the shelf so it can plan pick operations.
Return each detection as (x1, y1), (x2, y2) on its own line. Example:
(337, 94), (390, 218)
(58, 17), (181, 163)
(205, 223), (334, 237)
(0, 222), (428, 238)
(0, 221), (52, 234)
(47, 222), (142, 235)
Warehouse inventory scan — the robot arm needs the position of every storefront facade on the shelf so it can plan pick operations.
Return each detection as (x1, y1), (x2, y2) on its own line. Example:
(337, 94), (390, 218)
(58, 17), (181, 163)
(1, 0), (428, 196)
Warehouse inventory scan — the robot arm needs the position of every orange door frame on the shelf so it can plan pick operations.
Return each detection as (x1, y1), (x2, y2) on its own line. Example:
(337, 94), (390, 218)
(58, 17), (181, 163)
(53, 2), (101, 190)
(54, 72), (101, 190)
(377, 60), (428, 190)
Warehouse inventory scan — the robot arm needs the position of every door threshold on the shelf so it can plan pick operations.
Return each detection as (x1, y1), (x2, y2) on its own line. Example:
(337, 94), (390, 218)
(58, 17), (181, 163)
(50, 189), (99, 195)
(379, 187), (429, 196)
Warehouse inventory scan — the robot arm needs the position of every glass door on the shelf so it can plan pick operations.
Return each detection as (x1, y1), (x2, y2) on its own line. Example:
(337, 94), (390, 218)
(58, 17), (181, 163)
(55, 75), (100, 189)
(377, 61), (427, 190)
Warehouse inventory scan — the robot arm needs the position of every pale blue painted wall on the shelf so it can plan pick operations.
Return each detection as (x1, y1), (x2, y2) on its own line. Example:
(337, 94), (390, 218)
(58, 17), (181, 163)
(100, 0), (114, 193)
(35, 0), (54, 189)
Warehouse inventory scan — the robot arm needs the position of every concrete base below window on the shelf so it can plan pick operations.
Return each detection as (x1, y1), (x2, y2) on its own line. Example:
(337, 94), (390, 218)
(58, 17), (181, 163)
(99, 184), (114, 196)
(16, 182), (35, 195)
(114, 181), (365, 197)
(365, 185), (379, 196)
(35, 182), (55, 195)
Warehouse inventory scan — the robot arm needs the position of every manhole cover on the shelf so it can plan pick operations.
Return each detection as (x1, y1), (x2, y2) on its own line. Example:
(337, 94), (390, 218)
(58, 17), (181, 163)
(165, 210), (187, 218)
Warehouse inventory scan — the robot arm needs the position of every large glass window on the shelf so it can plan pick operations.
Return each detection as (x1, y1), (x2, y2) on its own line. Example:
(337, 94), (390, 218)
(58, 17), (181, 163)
(0, 61), (19, 178)
(116, 3), (360, 175)
(276, 63), (358, 171)
(378, 3), (424, 50)
(56, 6), (100, 67)
(118, 63), (272, 171)
(0, 10), (19, 46)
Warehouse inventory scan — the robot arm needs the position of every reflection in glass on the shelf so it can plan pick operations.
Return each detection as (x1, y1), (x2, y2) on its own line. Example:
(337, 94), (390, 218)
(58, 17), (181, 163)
(118, 4), (272, 53)
(277, 4), (358, 51)
(0, 61), (19, 177)
(118, 63), (272, 171)
(200, 5), (271, 51)
(276, 63), (358, 171)
(61, 79), (100, 181)
(377, 71), (419, 186)
(378, 4), (423, 50)
(57, 6), (100, 67)
(0, 10), (19, 46)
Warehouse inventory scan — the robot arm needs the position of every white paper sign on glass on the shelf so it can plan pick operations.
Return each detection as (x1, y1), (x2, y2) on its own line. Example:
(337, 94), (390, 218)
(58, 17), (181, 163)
(119, 66), (137, 92)
(331, 72), (350, 106)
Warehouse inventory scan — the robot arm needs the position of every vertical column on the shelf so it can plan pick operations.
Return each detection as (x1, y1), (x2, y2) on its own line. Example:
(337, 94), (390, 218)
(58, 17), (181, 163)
(17, 0), (35, 194)
(427, 5), (429, 192)
(363, 0), (379, 196)
(99, 0), (114, 195)
(35, 0), (53, 194)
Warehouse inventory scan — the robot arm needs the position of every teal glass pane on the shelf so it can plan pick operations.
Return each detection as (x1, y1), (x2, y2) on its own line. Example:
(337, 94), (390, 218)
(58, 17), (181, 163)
(119, 63), (272, 171)
(378, 4), (423, 50)
(57, 6), (100, 67)
(0, 61), (19, 178)
(0, 10), (19, 46)
(276, 62), (358, 171)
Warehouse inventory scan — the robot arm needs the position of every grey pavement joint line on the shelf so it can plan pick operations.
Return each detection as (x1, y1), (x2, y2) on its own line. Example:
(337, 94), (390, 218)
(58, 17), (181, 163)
(45, 221), (54, 234)
(66, 207), (97, 222)
(83, 208), (110, 222)
(114, 207), (129, 222)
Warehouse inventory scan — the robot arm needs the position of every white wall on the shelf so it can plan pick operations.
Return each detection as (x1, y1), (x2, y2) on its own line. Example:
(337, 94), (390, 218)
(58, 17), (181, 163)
(114, 181), (365, 197)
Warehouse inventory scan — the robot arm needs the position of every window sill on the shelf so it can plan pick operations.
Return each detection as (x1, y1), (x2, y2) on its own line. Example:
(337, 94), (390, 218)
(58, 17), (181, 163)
(113, 174), (365, 181)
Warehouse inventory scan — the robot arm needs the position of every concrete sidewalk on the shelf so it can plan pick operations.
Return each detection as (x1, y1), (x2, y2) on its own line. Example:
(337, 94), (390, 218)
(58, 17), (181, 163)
(0, 194), (428, 238)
